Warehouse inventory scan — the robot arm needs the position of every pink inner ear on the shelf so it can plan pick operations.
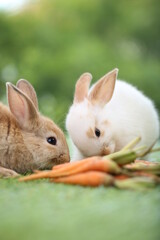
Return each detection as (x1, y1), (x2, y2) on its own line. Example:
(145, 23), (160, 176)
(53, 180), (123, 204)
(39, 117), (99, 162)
(74, 73), (92, 103)
(8, 83), (38, 129)
(9, 88), (28, 125)
(89, 70), (117, 106)
(17, 80), (39, 110)
(17, 95), (26, 119)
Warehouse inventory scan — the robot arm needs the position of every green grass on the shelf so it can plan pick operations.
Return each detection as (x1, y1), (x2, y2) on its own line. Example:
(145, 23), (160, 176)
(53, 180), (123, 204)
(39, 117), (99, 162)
(0, 180), (160, 240)
(0, 151), (160, 240)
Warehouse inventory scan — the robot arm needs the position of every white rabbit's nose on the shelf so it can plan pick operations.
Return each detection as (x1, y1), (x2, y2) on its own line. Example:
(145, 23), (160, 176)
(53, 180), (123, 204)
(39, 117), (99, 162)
(101, 146), (111, 156)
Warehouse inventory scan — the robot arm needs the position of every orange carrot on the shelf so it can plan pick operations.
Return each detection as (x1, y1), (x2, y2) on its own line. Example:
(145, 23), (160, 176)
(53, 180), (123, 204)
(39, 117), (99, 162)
(50, 171), (114, 187)
(53, 162), (70, 170)
(19, 157), (98, 182)
(52, 156), (99, 170)
(52, 157), (103, 170)
(50, 158), (121, 176)
(19, 170), (51, 182)
(19, 157), (121, 182)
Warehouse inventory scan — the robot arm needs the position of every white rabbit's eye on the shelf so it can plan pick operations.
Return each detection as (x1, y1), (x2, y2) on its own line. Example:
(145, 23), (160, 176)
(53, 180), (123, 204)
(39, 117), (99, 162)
(47, 137), (57, 145)
(95, 128), (101, 137)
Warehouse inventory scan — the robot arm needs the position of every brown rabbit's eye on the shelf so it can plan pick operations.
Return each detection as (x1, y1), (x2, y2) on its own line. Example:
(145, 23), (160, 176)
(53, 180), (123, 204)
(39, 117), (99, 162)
(95, 128), (101, 137)
(47, 137), (57, 145)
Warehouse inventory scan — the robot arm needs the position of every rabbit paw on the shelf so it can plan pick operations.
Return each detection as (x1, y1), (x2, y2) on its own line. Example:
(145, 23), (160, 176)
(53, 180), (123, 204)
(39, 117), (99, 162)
(0, 167), (20, 178)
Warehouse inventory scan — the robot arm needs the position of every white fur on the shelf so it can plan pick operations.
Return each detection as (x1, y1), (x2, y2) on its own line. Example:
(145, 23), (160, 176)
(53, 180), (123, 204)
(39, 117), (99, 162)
(66, 78), (159, 161)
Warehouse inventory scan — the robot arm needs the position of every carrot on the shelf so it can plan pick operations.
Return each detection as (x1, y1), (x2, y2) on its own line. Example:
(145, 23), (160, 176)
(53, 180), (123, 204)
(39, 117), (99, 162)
(53, 141), (142, 173)
(52, 162), (70, 170)
(124, 161), (160, 174)
(19, 157), (97, 182)
(19, 170), (51, 181)
(115, 177), (157, 190)
(19, 157), (121, 182)
(105, 150), (137, 165)
(51, 158), (121, 176)
(50, 171), (114, 187)
(52, 156), (100, 171)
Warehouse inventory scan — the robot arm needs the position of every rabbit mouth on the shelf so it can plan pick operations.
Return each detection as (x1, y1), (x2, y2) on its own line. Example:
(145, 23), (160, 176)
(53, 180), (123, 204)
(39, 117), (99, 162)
(101, 141), (116, 156)
(101, 146), (111, 156)
(52, 154), (70, 165)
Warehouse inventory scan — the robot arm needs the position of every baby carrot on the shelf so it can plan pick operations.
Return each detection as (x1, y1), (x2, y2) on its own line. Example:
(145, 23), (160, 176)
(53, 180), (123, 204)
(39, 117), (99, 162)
(53, 162), (70, 170)
(51, 171), (114, 187)
(50, 158), (121, 176)
(19, 157), (97, 181)
(19, 157), (121, 182)
(19, 170), (52, 181)
(52, 156), (100, 171)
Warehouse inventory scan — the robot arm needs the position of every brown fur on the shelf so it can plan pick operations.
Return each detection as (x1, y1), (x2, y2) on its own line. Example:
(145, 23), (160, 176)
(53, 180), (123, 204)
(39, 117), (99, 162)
(16, 79), (39, 110)
(86, 127), (104, 138)
(102, 120), (109, 126)
(0, 82), (70, 177)
(101, 147), (111, 156)
(86, 128), (94, 138)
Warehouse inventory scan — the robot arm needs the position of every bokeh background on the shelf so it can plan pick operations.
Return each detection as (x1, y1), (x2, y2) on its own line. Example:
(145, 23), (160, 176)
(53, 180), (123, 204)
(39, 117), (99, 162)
(0, 0), (160, 132)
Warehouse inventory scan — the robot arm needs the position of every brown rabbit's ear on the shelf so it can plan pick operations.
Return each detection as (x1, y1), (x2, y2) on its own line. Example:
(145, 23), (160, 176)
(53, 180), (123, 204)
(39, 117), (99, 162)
(7, 83), (38, 129)
(89, 68), (118, 107)
(74, 73), (92, 103)
(16, 79), (39, 110)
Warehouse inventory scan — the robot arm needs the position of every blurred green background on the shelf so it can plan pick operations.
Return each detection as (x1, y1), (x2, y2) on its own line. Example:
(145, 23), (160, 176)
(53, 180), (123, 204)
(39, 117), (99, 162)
(0, 0), (160, 131)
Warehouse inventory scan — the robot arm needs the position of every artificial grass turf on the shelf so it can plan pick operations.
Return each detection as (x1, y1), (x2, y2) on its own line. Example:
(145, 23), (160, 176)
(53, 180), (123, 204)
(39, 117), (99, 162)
(0, 178), (160, 240)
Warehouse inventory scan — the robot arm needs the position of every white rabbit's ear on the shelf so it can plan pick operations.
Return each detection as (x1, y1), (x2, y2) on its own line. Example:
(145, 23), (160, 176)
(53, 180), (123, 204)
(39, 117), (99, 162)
(89, 68), (118, 106)
(7, 83), (38, 129)
(74, 73), (92, 103)
(16, 79), (39, 110)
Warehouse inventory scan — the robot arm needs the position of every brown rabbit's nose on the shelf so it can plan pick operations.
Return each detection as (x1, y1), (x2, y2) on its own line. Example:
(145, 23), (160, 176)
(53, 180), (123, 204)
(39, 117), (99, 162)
(59, 153), (64, 158)
(59, 153), (70, 163)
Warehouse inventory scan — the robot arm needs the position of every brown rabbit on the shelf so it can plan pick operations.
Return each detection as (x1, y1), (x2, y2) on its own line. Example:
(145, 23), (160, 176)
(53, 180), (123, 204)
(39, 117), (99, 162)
(0, 80), (70, 177)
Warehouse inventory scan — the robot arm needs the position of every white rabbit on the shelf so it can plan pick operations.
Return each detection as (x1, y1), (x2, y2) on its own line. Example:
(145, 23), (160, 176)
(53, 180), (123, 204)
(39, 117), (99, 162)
(66, 68), (159, 161)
